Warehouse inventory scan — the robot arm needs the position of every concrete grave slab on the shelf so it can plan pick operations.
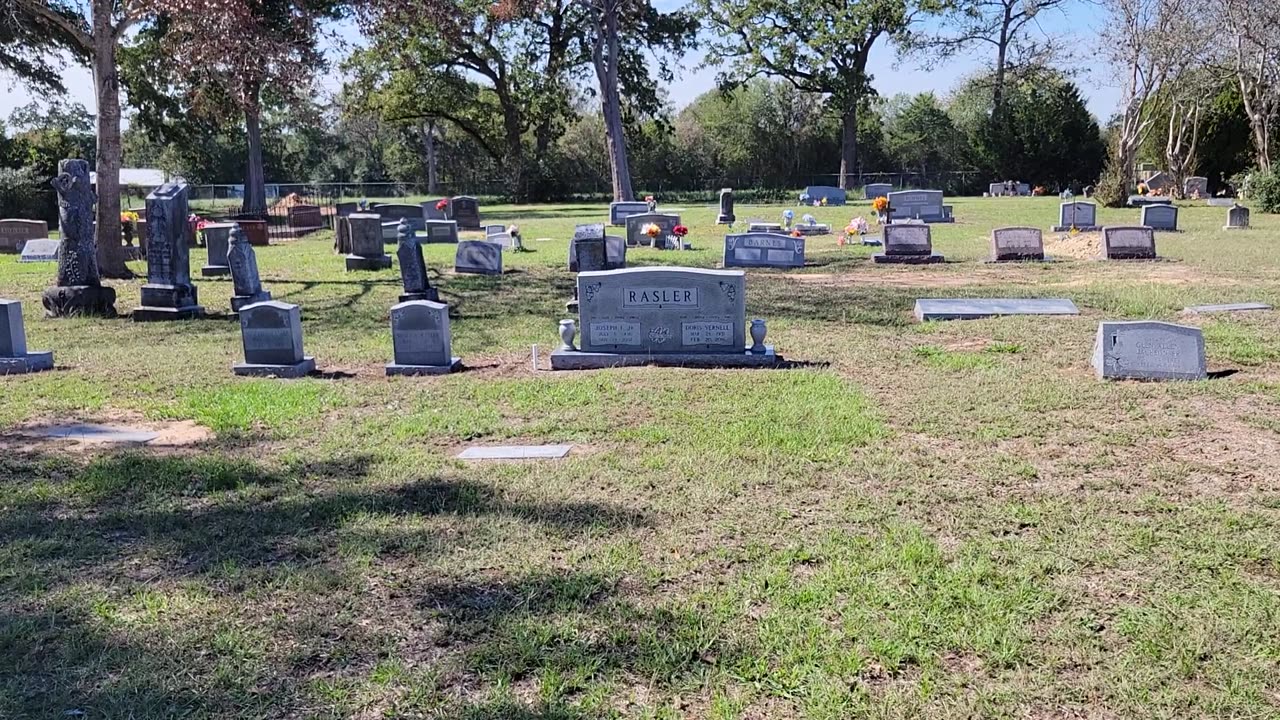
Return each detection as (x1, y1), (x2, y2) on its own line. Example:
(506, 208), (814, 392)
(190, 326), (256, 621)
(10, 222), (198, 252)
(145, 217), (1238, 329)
(1183, 302), (1272, 314)
(457, 444), (574, 460)
(914, 298), (1080, 322)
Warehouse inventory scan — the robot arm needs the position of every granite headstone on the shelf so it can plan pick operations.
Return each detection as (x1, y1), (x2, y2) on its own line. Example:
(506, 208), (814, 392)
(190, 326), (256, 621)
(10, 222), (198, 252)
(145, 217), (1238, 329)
(227, 225), (272, 313)
(345, 213), (393, 271)
(1225, 204), (1250, 230)
(864, 183), (892, 201)
(397, 219), (438, 302)
(422, 219), (459, 244)
(201, 222), (234, 277)
(386, 300), (461, 375)
(1102, 226), (1157, 260)
(1092, 321), (1206, 381)
(1141, 204), (1180, 231)
(454, 240), (503, 275)
(0, 299), (53, 373)
(233, 300), (314, 378)
(990, 227), (1045, 262)
(875, 224), (944, 263)
(1054, 201), (1100, 231)
(723, 233), (805, 268)
(0, 219), (48, 253)
(135, 182), (204, 321)
(802, 186), (846, 205)
(610, 201), (650, 226)
(624, 212), (681, 248)
(43, 159), (116, 318)
(887, 190), (952, 223)
(716, 188), (735, 224)
(450, 196), (481, 230)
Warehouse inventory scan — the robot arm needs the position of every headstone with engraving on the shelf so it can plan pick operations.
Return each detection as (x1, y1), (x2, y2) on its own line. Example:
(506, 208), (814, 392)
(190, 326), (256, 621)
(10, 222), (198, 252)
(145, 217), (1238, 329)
(135, 182), (204, 321)
(345, 213), (393, 271)
(228, 225), (272, 313)
(1184, 176), (1208, 198)
(1102, 226), (1158, 260)
(551, 267), (779, 369)
(19, 239), (60, 263)
(864, 183), (892, 201)
(624, 212), (681, 248)
(375, 203), (426, 238)
(988, 182), (1004, 197)
(42, 159), (116, 318)
(802, 186), (846, 206)
(233, 300), (315, 378)
(455, 240), (503, 275)
(746, 221), (785, 233)
(1224, 204), (1250, 230)
(887, 190), (952, 223)
(990, 227), (1045, 262)
(610, 201), (650, 226)
(1092, 321), (1206, 381)
(569, 223), (608, 273)
(1141, 204), (1180, 231)
(485, 224), (507, 238)
(334, 215), (353, 254)
(0, 299), (53, 374)
(0, 219), (48, 253)
(1145, 171), (1171, 193)
(874, 224), (944, 264)
(200, 223), (234, 276)
(450, 196), (481, 230)
(716, 188), (736, 224)
(724, 233), (806, 268)
(605, 235), (626, 269)
(1053, 201), (1100, 231)
(421, 219), (459, 244)
(286, 204), (323, 233)
(396, 219), (439, 302)
(386, 300), (461, 375)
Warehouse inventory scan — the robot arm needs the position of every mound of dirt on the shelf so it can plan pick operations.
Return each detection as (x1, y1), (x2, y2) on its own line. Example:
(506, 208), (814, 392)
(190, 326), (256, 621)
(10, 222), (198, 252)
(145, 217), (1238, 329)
(1044, 231), (1102, 260)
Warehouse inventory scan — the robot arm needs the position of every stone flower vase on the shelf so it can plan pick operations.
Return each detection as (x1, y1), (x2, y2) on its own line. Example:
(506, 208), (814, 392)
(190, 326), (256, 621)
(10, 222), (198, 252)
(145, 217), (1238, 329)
(558, 319), (577, 351)
(749, 319), (767, 353)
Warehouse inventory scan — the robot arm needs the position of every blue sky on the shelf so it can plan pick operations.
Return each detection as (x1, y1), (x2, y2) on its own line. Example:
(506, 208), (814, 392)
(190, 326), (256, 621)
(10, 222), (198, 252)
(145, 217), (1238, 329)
(0, 1), (1118, 126)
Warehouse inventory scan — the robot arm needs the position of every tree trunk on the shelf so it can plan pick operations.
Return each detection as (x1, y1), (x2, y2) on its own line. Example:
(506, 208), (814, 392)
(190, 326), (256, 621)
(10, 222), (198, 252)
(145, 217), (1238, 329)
(838, 106), (858, 190)
(91, 0), (130, 279)
(594, 6), (634, 201)
(243, 85), (267, 214)
(423, 120), (439, 194)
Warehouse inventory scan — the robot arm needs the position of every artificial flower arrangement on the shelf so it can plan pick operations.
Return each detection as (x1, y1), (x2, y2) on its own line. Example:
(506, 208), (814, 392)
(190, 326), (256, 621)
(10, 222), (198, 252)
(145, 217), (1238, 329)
(790, 229), (803, 238)
(1032, 186), (1047, 196)
(782, 208), (795, 229)
(839, 216), (870, 246)
(645, 195), (656, 211)
(188, 214), (209, 231)
(120, 210), (140, 225)
(435, 198), (449, 211)
(871, 196), (889, 213)
(1137, 183), (1149, 196)
(671, 224), (689, 249)
(643, 222), (661, 238)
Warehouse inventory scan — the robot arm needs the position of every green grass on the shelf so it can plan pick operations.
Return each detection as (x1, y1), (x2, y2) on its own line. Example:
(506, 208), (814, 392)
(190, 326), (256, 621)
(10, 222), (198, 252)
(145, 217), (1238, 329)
(2, 197), (1280, 718)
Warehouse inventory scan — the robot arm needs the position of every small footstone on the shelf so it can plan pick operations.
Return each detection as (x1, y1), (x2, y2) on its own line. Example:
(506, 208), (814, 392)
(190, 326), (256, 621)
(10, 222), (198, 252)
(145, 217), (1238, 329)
(27, 423), (160, 444)
(1183, 302), (1271, 314)
(457, 445), (574, 460)
(914, 298), (1080, 322)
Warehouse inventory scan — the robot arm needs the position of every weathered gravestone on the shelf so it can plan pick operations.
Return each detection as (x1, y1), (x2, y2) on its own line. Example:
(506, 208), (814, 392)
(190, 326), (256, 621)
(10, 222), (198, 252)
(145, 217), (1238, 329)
(450, 196), (481, 230)
(334, 215), (353, 254)
(374, 203), (426, 238)
(1184, 176), (1209, 198)
(43, 159), (116, 318)
(624, 212), (681, 248)
(874, 224), (944, 264)
(135, 182), (204, 321)
(286, 204), (323, 234)
(1225, 204), (1250, 230)
(345, 214), (393, 271)
(569, 224), (607, 273)
(610, 201), (650, 226)
(421, 219), (459, 244)
(802, 186), (846, 205)
(1102, 226), (1157, 260)
(723, 233), (805, 268)
(233, 300), (315, 378)
(1053, 201), (1100, 231)
(716, 188), (736, 224)
(0, 299), (53, 374)
(485, 224), (507, 238)
(887, 190), (953, 223)
(228, 225), (273, 313)
(19, 238), (60, 263)
(201, 222), (234, 276)
(0, 219), (48, 253)
(794, 215), (831, 235)
(454, 240), (503, 275)
(864, 183), (892, 200)
(397, 219), (439, 302)
(1145, 171), (1172, 193)
(551, 267), (779, 369)
(386, 300), (461, 376)
(1140, 203), (1180, 231)
(1092, 321), (1206, 381)
(746, 221), (784, 233)
(990, 227), (1045, 262)
(605, 235), (626, 269)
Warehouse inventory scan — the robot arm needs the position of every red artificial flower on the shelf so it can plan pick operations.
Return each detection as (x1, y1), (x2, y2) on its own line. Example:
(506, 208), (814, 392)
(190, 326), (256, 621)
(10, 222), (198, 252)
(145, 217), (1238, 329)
(644, 195), (655, 203)
(435, 199), (449, 211)
(672, 224), (689, 237)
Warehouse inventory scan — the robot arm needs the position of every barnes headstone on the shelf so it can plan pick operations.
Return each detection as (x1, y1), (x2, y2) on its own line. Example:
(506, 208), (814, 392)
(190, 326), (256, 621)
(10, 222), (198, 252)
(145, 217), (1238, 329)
(723, 233), (805, 268)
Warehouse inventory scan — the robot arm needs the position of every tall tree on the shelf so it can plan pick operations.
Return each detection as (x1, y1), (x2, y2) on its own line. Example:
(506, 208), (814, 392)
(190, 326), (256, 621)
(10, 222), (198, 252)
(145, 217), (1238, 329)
(1212, 0), (1280, 171)
(700, 0), (944, 190)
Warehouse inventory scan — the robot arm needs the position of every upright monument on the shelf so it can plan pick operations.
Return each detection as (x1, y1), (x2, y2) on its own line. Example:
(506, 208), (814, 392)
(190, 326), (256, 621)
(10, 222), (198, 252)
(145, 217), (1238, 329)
(43, 159), (117, 317)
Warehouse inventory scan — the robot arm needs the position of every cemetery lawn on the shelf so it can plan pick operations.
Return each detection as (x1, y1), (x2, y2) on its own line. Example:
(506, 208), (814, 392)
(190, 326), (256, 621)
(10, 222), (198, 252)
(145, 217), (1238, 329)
(4, 197), (1280, 719)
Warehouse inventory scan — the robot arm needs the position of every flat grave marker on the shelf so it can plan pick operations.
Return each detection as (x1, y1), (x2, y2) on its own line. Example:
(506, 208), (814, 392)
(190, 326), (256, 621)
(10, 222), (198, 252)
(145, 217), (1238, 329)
(1092, 321), (1206, 381)
(914, 298), (1080, 322)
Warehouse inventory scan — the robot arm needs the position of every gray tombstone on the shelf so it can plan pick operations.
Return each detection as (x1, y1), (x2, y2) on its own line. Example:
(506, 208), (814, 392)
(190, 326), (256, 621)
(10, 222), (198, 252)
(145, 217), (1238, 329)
(887, 189), (951, 223)
(135, 182), (204, 321)
(345, 213), (392, 271)
(875, 224), (943, 264)
(624, 212), (681, 248)
(988, 182), (1004, 197)
(610, 201), (650, 226)
(0, 219), (49, 254)
(723, 233), (805, 268)
(422, 219), (459, 244)
(19, 238), (60, 263)
(422, 199), (449, 221)
(1140, 204), (1180, 231)
(334, 215), (352, 254)
(1102, 226), (1158, 260)
(604, 235), (626, 269)
(0, 299), (53, 374)
(569, 223), (608, 273)
(454, 240), (503, 275)
(716, 188), (736, 224)
(386, 300), (461, 375)
(335, 202), (360, 217)
(1054, 201), (1099, 231)
(43, 159), (116, 318)
(233, 300), (315, 378)
(1184, 176), (1209, 198)
(746, 222), (784, 233)
(990, 227), (1045, 262)
(1092, 321), (1206, 381)
(802, 186), (847, 205)
(228, 225), (272, 313)
(864, 183), (892, 200)
(374, 203), (426, 234)
(450, 196), (481, 230)
(201, 222), (234, 276)
(1145, 172), (1171, 193)
(485, 224), (507, 238)
(397, 219), (438, 302)
(1225, 204), (1250, 230)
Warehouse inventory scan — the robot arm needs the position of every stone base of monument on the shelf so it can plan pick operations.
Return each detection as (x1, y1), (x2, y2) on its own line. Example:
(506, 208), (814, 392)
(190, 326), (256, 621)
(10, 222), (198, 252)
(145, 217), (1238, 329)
(399, 290), (440, 303)
(386, 357), (462, 376)
(42, 285), (117, 318)
(1223, 225), (1250, 231)
(231, 292), (273, 314)
(345, 254), (393, 271)
(0, 350), (54, 374)
(1102, 251), (1160, 261)
(550, 347), (780, 370)
(793, 224), (831, 236)
(233, 356), (315, 378)
(1051, 225), (1102, 232)
(201, 264), (231, 277)
(986, 253), (1049, 263)
(134, 284), (205, 322)
(872, 253), (945, 264)
(716, 214), (735, 224)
